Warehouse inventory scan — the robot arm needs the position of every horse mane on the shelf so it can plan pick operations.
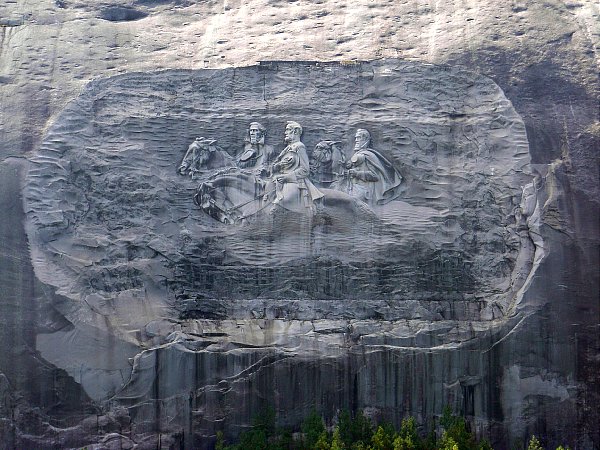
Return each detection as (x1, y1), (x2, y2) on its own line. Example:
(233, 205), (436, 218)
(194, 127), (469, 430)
(179, 137), (235, 177)
(330, 142), (345, 173)
(313, 141), (345, 169)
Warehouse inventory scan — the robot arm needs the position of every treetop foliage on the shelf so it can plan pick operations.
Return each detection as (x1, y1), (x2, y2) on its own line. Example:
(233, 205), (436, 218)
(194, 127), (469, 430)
(215, 407), (568, 450)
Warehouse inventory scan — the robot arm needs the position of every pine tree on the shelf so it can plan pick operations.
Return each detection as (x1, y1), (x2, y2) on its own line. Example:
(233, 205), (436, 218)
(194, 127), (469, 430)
(393, 417), (419, 450)
(302, 409), (326, 449)
(439, 407), (475, 450)
(315, 430), (332, 450)
(371, 424), (396, 450)
(527, 436), (544, 450)
(215, 431), (226, 450)
(438, 433), (459, 450)
(350, 411), (373, 445)
(338, 410), (353, 448)
(331, 427), (346, 450)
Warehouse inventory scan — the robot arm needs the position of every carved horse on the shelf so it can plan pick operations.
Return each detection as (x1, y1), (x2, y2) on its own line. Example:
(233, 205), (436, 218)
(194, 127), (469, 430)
(194, 167), (375, 226)
(178, 137), (235, 179)
(309, 140), (346, 188)
(194, 169), (269, 224)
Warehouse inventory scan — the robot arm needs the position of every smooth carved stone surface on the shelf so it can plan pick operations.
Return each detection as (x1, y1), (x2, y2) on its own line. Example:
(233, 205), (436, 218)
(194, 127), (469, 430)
(27, 61), (533, 322)
(24, 62), (539, 439)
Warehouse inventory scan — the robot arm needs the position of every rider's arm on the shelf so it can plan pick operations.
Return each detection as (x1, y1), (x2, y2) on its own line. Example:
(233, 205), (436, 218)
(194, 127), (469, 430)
(350, 169), (379, 182)
(275, 154), (300, 182)
(292, 165), (308, 180)
(293, 147), (310, 179)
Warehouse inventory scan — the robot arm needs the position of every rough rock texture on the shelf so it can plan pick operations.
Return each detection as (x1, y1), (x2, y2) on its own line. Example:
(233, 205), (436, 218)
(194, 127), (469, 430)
(26, 62), (532, 315)
(22, 61), (537, 448)
(0, 1), (598, 449)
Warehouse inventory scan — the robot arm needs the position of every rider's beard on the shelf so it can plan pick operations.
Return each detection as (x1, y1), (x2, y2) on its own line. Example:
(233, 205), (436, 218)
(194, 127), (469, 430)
(354, 140), (367, 150)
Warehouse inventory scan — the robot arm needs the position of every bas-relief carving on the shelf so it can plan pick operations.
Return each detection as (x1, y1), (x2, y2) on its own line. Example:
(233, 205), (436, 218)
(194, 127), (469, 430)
(310, 140), (345, 188)
(177, 137), (234, 179)
(237, 122), (276, 175)
(27, 62), (536, 324)
(269, 121), (324, 213)
(339, 128), (403, 205)
(25, 63), (540, 415)
(181, 123), (404, 223)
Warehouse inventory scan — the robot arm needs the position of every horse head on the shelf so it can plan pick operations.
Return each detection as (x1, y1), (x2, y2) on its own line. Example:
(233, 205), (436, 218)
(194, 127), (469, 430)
(194, 181), (235, 224)
(178, 137), (223, 176)
(310, 141), (345, 183)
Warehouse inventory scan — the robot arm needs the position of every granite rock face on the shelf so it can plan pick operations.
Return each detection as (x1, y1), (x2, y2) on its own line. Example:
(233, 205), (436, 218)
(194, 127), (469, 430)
(0, 1), (598, 450)
(22, 61), (536, 446)
(26, 61), (533, 315)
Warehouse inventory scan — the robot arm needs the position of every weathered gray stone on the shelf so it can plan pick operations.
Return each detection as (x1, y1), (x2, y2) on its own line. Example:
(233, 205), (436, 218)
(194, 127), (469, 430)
(0, 0), (598, 449)
(19, 60), (543, 447)
(25, 61), (533, 319)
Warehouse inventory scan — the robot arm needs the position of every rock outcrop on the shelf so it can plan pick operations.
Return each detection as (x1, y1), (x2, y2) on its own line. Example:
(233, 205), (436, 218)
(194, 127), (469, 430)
(0, 1), (598, 449)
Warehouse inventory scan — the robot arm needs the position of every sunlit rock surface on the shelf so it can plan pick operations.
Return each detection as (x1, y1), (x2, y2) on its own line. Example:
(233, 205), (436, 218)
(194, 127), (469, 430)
(0, 0), (598, 449)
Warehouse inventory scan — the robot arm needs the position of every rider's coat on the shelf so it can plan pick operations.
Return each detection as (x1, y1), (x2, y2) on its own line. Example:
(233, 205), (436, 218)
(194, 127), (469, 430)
(237, 143), (276, 174)
(344, 147), (402, 205)
(271, 141), (324, 212)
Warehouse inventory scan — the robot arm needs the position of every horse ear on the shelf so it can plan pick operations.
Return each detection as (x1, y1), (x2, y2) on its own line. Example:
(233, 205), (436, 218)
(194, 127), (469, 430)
(207, 139), (218, 151)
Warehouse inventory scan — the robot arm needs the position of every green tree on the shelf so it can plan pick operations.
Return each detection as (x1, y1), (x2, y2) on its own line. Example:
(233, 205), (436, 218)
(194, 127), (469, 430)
(212, 406), (504, 450)
(477, 439), (494, 450)
(338, 410), (353, 448)
(315, 430), (332, 450)
(527, 436), (544, 450)
(371, 424), (396, 450)
(423, 429), (437, 450)
(224, 405), (278, 450)
(253, 405), (277, 438)
(350, 411), (373, 445)
(349, 443), (370, 450)
(438, 433), (459, 450)
(302, 409), (326, 449)
(270, 428), (295, 450)
(331, 426), (346, 450)
(236, 428), (267, 450)
(393, 434), (415, 450)
(393, 417), (420, 450)
(215, 431), (226, 450)
(439, 407), (475, 450)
